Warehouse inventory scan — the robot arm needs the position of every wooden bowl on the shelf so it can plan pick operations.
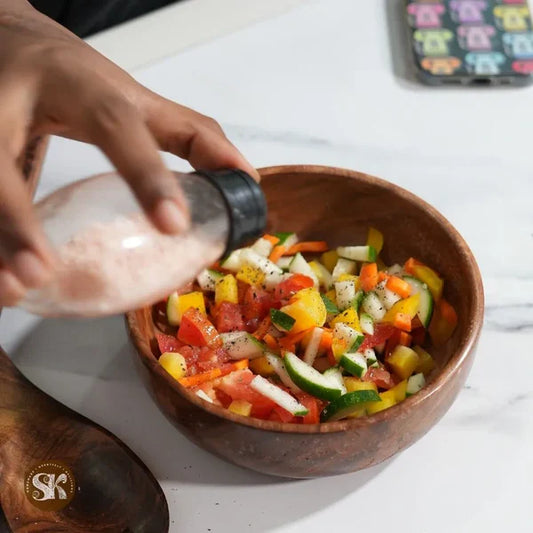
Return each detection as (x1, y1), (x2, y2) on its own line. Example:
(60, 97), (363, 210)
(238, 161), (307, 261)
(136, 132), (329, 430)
(126, 165), (484, 479)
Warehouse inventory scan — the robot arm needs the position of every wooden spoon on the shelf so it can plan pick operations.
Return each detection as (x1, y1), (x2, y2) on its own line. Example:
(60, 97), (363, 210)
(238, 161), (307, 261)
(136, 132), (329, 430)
(0, 138), (169, 532)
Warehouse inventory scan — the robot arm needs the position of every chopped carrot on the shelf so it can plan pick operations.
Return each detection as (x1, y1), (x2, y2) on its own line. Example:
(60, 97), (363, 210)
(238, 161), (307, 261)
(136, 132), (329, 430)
(404, 257), (425, 274)
(393, 312), (412, 332)
(268, 245), (286, 263)
(398, 331), (412, 346)
(253, 316), (271, 340)
(386, 276), (411, 298)
(360, 263), (378, 291)
(263, 234), (280, 246)
(263, 333), (279, 351)
(178, 368), (222, 387)
(429, 298), (458, 346)
(230, 359), (249, 371)
(278, 328), (311, 352)
(319, 329), (333, 351)
(378, 271), (389, 282)
(284, 241), (329, 255)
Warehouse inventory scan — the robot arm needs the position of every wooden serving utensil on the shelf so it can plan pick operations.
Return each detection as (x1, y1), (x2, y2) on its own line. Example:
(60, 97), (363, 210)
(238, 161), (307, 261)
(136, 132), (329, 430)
(0, 138), (169, 532)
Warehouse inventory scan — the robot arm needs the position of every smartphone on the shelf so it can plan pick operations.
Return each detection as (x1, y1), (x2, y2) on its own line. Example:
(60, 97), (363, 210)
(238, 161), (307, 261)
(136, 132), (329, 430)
(405, 0), (533, 86)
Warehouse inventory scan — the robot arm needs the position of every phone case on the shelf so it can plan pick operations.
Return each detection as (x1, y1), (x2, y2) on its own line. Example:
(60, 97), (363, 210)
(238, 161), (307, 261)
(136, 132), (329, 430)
(405, 0), (533, 86)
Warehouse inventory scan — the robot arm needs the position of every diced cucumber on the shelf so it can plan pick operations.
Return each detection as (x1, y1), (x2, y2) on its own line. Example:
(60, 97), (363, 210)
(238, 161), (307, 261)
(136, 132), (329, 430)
(241, 249), (283, 276)
(374, 280), (402, 310)
(303, 327), (324, 365)
(363, 348), (377, 366)
(250, 375), (308, 416)
(360, 313), (374, 335)
(310, 261), (333, 290)
(275, 232), (298, 248)
(276, 256), (294, 270)
(197, 269), (224, 292)
(406, 372), (426, 396)
(321, 293), (339, 314)
(387, 263), (404, 276)
(220, 249), (244, 272)
(403, 275), (434, 328)
(289, 253), (319, 286)
(264, 271), (292, 290)
(270, 309), (295, 332)
(323, 367), (347, 395)
(195, 390), (213, 403)
(220, 332), (265, 360)
(320, 390), (381, 422)
(340, 352), (367, 378)
(335, 280), (356, 311)
(332, 258), (357, 282)
(362, 292), (386, 321)
(337, 245), (377, 262)
(166, 292), (180, 326)
(284, 352), (343, 401)
(333, 323), (364, 352)
(265, 353), (301, 393)
(352, 289), (365, 312)
(251, 237), (274, 257)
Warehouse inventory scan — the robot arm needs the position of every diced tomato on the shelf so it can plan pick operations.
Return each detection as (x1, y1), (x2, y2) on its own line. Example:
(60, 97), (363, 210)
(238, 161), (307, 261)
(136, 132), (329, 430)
(360, 323), (396, 351)
(215, 388), (233, 408)
(363, 366), (395, 390)
(178, 308), (222, 347)
(273, 274), (314, 303)
(196, 346), (229, 372)
(215, 302), (245, 333)
(271, 405), (299, 423)
(215, 369), (276, 418)
(241, 286), (273, 322)
(295, 392), (320, 424)
(156, 333), (183, 354)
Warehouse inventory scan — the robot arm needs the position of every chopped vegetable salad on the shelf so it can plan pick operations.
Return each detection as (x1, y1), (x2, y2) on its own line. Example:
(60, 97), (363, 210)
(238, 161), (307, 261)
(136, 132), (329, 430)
(156, 229), (458, 423)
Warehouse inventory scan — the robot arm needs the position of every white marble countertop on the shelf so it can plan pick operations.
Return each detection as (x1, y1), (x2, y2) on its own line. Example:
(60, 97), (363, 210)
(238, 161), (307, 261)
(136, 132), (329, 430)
(2, 0), (532, 531)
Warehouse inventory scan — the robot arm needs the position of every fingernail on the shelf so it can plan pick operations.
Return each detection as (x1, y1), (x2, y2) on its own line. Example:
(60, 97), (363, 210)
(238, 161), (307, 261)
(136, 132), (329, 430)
(11, 250), (53, 288)
(153, 199), (190, 234)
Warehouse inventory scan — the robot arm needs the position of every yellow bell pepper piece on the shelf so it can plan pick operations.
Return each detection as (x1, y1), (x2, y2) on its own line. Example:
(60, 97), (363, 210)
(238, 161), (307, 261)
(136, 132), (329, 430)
(159, 352), (187, 380)
(413, 345), (436, 375)
(321, 250), (339, 272)
(343, 378), (378, 393)
(236, 265), (265, 287)
(228, 400), (252, 417)
(387, 345), (420, 380)
(384, 293), (420, 322)
(249, 355), (276, 377)
(215, 274), (239, 305)
(168, 291), (206, 325)
(331, 307), (361, 332)
(281, 288), (327, 333)
(332, 338), (348, 361)
(412, 265), (443, 301)
(390, 379), (407, 402)
(367, 227), (384, 254)
(367, 389), (397, 414)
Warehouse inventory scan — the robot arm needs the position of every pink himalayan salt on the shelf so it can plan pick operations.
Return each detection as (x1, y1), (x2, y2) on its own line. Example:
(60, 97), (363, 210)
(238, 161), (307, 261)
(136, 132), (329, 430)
(23, 214), (224, 317)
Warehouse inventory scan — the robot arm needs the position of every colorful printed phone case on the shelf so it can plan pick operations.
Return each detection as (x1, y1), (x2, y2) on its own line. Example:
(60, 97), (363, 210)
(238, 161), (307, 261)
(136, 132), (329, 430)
(405, 0), (533, 85)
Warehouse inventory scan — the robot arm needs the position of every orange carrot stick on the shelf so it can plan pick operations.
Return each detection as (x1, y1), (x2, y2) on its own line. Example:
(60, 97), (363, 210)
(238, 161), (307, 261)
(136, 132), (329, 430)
(263, 234), (280, 246)
(268, 245), (286, 263)
(378, 271), (389, 282)
(398, 331), (412, 346)
(283, 241), (329, 255)
(404, 257), (426, 274)
(386, 276), (411, 298)
(263, 333), (279, 351)
(360, 263), (378, 291)
(179, 368), (222, 387)
(253, 316), (271, 340)
(393, 312), (412, 332)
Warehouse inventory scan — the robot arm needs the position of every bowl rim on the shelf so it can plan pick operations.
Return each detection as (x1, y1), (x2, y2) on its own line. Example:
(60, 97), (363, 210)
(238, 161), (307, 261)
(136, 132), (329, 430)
(127, 164), (484, 434)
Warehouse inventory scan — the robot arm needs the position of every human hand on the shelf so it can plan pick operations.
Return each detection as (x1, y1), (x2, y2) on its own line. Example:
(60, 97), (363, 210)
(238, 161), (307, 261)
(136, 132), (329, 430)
(0, 0), (258, 306)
